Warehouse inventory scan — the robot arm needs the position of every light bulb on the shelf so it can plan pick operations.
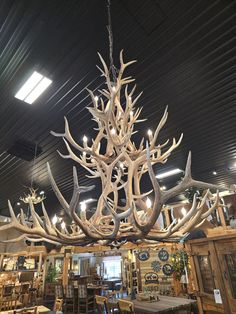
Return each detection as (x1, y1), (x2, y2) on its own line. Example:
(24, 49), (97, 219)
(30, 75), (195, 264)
(111, 128), (116, 135)
(181, 207), (187, 216)
(147, 129), (153, 136)
(52, 215), (57, 225)
(80, 202), (87, 212)
(83, 151), (86, 156)
(161, 186), (166, 191)
(212, 171), (217, 175)
(94, 96), (99, 101)
(83, 135), (88, 143)
(16, 202), (21, 206)
(146, 197), (152, 209)
(61, 221), (66, 229)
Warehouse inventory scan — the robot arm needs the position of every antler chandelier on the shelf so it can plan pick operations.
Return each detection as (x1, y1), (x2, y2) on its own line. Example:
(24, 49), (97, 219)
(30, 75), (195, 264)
(0, 52), (223, 247)
(20, 188), (46, 205)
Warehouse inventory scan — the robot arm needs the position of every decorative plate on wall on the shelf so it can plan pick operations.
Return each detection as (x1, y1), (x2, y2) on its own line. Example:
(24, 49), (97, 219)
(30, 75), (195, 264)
(137, 251), (150, 261)
(151, 260), (161, 272)
(145, 272), (159, 285)
(158, 248), (169, 262)
(162, 264), (174, 276)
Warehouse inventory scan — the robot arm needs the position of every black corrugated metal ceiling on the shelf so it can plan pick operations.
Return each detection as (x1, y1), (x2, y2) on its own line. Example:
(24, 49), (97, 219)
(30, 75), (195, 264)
(0, 0), (235, 216)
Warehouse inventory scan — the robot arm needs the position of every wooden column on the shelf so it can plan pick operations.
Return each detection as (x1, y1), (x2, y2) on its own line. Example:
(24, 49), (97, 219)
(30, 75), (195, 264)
(37, 253), (43, 274)
(0, 254), (4, 270)
(62, 253), (70, 286)
(217, 206), (227, 228)
(164, 208), (171, 227)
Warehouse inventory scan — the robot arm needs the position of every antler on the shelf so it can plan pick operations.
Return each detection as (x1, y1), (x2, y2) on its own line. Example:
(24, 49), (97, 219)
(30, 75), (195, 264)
(2, 51), (228, 246)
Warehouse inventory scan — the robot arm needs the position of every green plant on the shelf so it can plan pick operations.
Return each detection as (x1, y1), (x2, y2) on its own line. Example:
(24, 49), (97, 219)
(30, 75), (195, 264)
(171, 250), (189, 281)
(45, 263), (58, 283)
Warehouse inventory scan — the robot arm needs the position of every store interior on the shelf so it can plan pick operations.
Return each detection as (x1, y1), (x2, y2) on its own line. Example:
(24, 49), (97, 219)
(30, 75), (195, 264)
(0, 1), (235, 314)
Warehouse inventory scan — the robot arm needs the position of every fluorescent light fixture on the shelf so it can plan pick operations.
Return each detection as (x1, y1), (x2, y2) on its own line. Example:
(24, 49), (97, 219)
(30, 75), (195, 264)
(15, 71), (52, 104)
(156, 168), (182, 179)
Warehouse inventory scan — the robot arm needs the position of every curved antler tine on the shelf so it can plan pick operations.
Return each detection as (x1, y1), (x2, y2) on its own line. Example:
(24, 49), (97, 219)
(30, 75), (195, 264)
(8, 200), (18, 223)
(201, 190), (219, 219)
(47, 162), (70, 215)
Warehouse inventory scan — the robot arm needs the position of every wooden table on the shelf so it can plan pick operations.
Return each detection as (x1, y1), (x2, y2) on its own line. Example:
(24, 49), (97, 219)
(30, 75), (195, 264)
(0, 305), (51, 314)
(110, 295), (196, 314)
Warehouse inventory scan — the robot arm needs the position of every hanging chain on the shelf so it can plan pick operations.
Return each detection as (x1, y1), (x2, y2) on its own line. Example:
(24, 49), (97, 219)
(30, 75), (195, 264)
(107, 0), (117, 83)
(30, 142), (38, 189)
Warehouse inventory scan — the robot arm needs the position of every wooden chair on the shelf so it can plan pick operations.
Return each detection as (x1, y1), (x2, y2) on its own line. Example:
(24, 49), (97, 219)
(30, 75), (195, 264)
(64, 285), (74, 314)
(0, 298), (17, 311)
(19, 283), (30, 307)
(0, 284), (17, 311)
(1, 283), (15, 297)
(53, 298), (64, 312)
(29, 277), (42, 305)
(95, 295), (110, 314)
(78, 284), (94, 314)
(55, 284), (64, 298)
(118, 299), (134, 314)
(14, 306), (38, 314)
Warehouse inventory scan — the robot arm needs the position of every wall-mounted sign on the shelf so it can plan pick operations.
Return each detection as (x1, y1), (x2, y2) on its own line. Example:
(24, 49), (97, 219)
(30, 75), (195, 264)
(162, 264), (173, 276)
(158, 248), (169, 262)
(151, 260), (161, 272)
(145, 272), (159, 285)
(137, 251), (150, 261)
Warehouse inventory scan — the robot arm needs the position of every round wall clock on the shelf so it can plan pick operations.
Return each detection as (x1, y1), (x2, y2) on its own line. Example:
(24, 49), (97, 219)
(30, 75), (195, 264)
(151, 260), (161, 272)
(158, 248), (169, 261)
(137, 251), (150, 261)
(162, 264), (173, 276)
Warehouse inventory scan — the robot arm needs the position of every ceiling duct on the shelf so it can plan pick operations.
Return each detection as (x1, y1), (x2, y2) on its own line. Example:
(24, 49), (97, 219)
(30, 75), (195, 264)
(7, 139), (42, 161)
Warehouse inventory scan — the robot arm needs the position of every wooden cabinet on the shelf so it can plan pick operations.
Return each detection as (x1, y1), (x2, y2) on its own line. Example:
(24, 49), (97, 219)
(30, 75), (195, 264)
(215, 239), (236, 314)
(187, 235), (236, 314)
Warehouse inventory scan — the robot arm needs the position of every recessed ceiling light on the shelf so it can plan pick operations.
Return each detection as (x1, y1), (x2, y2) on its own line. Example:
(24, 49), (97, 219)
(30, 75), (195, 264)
(15, 71), (52, 104)
(212, 171), (217, 175)
(16, 202), (21, 206)
(156, 168), (182, 179)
